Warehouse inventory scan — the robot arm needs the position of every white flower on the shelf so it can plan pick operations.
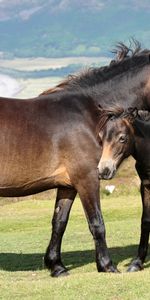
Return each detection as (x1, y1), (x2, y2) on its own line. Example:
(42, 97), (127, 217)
(105, 185), (115, 194)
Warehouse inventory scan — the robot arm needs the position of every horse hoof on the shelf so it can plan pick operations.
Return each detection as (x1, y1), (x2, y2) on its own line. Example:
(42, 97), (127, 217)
(98, 265), (120, 273)
(98, 263), (120, 273)
(108, 266), (120, 273)
(51, 265), (69, 277)
(51, 269), (69, 277)
(127, 261), (143, 272)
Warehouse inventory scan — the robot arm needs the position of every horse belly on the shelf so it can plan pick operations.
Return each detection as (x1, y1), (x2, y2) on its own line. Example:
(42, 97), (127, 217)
(0, 140), (72, 196)
(0, 134), (55, 196)
(0, 165), (72, 197)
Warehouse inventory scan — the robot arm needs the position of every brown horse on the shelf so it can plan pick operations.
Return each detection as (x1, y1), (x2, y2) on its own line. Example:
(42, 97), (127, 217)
(0, 92), (113, 276)
(39, 41), (150, 276)
(1, 41), (150, 277)
(97, 107), (150, 272)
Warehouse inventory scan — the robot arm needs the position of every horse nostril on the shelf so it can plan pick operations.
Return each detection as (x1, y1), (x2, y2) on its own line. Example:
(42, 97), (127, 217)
(99, 166), (114, 180)
(103, 167), (110, 177)
(98, 161), (116, 180)
(98, 167), (110, 179)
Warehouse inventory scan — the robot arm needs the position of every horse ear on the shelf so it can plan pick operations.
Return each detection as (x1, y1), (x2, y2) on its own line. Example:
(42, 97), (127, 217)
(126, 107), (138, 123)
(137, 110), (150, 121)
(98, 104), (103, 114)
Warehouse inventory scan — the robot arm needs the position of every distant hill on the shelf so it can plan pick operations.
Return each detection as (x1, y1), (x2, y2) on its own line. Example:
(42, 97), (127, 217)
(0, 0), (150, 58)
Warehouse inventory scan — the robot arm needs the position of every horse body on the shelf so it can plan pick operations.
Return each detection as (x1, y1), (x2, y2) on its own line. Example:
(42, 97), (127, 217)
(0, 94), (100, 197)
(0, 96), (53, 196)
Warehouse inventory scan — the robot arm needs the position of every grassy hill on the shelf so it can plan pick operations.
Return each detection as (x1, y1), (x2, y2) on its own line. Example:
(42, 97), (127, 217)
(0, 0), (150, 58)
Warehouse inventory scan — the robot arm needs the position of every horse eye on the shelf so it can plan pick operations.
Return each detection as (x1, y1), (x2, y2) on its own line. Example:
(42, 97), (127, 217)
(119, 134), (127, 143)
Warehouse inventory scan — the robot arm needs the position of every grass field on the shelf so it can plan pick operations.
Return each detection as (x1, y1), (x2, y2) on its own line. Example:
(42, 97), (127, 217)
(0, 160), (150, 300)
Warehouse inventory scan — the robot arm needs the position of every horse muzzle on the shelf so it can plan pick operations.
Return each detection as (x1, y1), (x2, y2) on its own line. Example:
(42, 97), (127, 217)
(97, 160), (116, 180)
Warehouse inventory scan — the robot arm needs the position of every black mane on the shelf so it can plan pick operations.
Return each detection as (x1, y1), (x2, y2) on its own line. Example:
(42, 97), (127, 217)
(68, 42), (150, 88)
(41, 39), (150, 96)
(111, 39), (142, 61)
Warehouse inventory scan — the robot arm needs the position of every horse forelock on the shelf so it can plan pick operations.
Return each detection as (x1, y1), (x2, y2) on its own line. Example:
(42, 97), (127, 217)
(96, 106), (124, 138)
(96, 105), (137, 138)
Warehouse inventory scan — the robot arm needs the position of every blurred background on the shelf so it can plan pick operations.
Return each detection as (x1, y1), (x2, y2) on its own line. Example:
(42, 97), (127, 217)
(0, 0), (150, 98)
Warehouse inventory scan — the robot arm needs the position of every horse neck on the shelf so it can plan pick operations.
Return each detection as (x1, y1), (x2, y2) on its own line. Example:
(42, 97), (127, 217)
(86, 65), (150, 110)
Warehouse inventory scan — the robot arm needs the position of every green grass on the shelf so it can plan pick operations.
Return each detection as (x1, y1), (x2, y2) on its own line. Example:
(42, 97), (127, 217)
(1, 186), (150, 300)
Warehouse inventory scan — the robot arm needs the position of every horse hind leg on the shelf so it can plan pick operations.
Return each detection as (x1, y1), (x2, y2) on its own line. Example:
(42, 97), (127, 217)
(44, 187), (76, 277)
(128, 182), (150, 272)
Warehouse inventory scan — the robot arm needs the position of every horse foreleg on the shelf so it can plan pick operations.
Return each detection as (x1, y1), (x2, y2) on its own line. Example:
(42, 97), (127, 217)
(76, 172), (119, 273)
(44, 187), (76, 277)
(128, 182), (150, 272)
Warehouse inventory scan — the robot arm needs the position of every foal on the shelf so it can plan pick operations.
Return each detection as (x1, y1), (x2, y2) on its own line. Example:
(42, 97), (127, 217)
(98, 107), (150, 272)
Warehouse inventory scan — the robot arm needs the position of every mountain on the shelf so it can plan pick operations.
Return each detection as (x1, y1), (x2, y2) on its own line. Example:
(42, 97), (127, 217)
(0, 0), (150, 58)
